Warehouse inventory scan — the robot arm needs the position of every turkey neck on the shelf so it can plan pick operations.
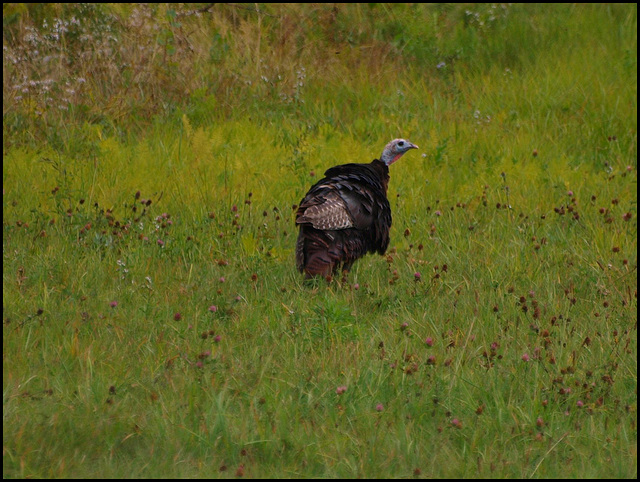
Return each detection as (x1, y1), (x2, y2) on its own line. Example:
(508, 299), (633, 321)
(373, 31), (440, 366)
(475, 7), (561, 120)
(370, 159), (390, 193)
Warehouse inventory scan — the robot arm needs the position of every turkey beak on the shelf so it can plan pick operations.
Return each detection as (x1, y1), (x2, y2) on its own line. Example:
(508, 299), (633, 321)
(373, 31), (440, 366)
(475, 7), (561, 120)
(409, 143), (419, 150)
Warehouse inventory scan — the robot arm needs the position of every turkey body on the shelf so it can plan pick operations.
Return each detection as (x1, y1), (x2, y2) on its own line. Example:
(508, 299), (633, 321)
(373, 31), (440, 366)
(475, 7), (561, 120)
(295, 160), (392, 278)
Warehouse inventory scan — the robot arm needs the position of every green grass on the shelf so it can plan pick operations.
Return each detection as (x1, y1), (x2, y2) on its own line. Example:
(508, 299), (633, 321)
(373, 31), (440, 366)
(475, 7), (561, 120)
(3, 3), (637, 478)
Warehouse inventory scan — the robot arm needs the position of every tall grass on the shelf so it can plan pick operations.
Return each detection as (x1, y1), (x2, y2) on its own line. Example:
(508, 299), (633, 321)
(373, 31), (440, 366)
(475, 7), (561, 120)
(3, 3), (637, 478)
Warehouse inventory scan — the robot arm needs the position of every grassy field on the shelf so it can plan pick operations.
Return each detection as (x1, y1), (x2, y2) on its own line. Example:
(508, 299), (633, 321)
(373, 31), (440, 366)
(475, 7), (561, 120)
(3, 3), (637, 478)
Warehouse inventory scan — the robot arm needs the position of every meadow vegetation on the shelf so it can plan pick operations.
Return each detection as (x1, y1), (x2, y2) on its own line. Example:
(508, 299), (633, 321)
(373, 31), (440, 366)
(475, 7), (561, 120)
(3, 3), (637, 478)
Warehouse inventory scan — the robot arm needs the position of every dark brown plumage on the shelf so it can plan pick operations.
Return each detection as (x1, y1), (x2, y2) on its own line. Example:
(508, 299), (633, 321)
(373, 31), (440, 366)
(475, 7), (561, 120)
(295, 138), (418, 278)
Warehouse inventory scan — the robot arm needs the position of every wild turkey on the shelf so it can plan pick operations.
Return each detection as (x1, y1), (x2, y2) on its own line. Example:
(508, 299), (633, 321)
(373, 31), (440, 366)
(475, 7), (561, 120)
(295, 138), (418, 279)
